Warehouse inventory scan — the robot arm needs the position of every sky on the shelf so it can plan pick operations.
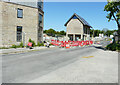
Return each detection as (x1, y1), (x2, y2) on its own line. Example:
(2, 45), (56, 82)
(43, 2), (118, 31)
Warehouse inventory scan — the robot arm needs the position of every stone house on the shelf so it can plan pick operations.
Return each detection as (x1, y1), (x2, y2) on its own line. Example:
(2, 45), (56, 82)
(64, 13), (92, 41)
(0, 0), (44, 47)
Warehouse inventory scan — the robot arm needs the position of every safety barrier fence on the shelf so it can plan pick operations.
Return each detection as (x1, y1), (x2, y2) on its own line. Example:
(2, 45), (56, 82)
(51, 40), (93, 48)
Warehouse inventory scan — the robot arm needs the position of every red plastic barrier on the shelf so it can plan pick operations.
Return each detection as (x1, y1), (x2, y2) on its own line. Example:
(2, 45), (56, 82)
(85, 41), (89, 45)
(28, 42), (32, 47)
(79, 41), (82, 46)
(80, 41), (84, 46)
(51, 40), (93, 47)
(51, 39), (54, 41)
(89, 40), (93, 45)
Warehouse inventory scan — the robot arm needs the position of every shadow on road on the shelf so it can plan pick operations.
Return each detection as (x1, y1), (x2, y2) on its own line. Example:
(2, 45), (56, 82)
(93, 46), (106, 51)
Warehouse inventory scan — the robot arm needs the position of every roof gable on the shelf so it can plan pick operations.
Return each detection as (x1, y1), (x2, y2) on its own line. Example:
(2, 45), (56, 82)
(64, 13), (92, 28)
(72, 16), (78, 19)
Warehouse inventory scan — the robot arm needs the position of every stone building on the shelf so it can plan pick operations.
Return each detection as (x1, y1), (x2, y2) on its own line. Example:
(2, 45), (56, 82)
(0, 0), (44, 47)
(64, 13), (92, 41)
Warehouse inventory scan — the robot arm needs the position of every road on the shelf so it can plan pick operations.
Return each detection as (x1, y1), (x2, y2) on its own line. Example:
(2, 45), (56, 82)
(2, 45), (118, 83)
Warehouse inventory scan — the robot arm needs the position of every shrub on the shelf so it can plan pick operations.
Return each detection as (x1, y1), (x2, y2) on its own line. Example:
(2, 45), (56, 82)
(107, 38), (112, 41)
(1, 42), (24, 49)
(49, 43), (53, 46)
(28, 38), (36, 47)
(0, 47), (9, 49)
(37, 42), (40, 46)
(116, 44), (120, 51)
(19, 42), (24, 48)
(11, 44), (17, 48)
(11, 44), (22, 48)
(40, 43), (44, 46)
(29, 39), (32, 43)
(32, 41), (35, 47)
(37, 42), (44, 46)
(106, 43), (120, 51)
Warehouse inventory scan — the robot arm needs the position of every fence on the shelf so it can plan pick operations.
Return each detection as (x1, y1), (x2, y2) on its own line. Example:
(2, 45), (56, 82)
(51, 40), (93, 48)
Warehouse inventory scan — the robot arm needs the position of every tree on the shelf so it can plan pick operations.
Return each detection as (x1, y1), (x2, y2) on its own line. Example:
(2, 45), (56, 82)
(93, 30), (101, 37)
(103, 28), (108, 36)
(104, 1), (120, 43)
(43, 28), (66, 36)
(43, 30), (47, 33)
(44, 28), (56, 36)
(90, 28), (116, 37)
(59, 30), (66, 35)
(106, 30), (115, 36)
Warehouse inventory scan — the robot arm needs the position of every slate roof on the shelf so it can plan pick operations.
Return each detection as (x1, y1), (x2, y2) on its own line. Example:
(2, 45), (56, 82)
(64, 13), (92, 28)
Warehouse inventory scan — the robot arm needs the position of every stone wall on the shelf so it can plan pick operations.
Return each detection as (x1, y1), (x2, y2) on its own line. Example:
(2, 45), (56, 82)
(66, 19), (83, 35)
(66, 18), (90, 41)
(1, 1), (43, 47)
(0, 2), (2, 47)
(66, 19), (83, 41)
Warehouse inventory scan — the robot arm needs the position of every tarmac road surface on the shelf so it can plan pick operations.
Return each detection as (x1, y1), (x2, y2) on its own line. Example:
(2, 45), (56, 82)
(2, 46), (118, 83)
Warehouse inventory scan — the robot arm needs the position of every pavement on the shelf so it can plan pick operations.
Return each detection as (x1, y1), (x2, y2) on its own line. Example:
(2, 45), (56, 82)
(0, 46), (56, 55)
(0, 40), (111, 55)
(2, 45), (118, 83)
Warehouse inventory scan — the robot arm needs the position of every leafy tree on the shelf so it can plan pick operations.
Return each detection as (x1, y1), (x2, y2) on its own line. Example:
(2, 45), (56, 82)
(105, 30), (116, 36)
(59, 30), (66, 35)
(104, 1), (120, 43)
(90, 29), (93, 37)
(47, 28), (56, 34)
(43, 30), (47, 33)
(43, 28), (66, 36)
(90, 28), (116, 37)
(44, 28), (56, 36)
(56, 31), (59, 34)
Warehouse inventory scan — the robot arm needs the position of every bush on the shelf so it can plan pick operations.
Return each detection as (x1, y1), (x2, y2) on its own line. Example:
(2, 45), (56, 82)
(29, 39), (32, 43)
(116, 44), (120, 50)
(11, 42), (24, 48)
(37, 42), (44, 46)
(0, 47), (9, 49)
(49, 43), (53, 46)
(1, 42), (24, 49)
(11, 45), (17, 48)
(19, 42), (24, 48)
(28, 38), (36, 47)
(106, 43), (120, 51)
(37, 42), (40, 46)
(32, 41), (35, 47)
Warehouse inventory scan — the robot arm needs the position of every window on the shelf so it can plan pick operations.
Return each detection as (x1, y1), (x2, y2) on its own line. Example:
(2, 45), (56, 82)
(39, 14), (43, 27)
(17, 26), (22, 42)
(17, 8), (23, 18)
(72, 16), (78, 19)
(84, 27), (86, 34)
(84, 28), (87, 34)
(86, 28), (87, 34)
